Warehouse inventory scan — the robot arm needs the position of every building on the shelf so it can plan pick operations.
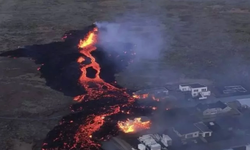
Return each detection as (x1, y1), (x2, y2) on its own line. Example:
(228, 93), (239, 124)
(236, 98), (250, 108)
(238, 112), (250, 130)
(179, 83), (211, 99)
(138, 134), (161, 150)
(215, 116), (240, 131)
(206, 116), (240, 136)
(173, 121), (213, 144)
(138, 144), (146, 150)
(161, 134), (172, 147)
(194, 122), (212, 137)
(138, 134), (172, 150)
(223, 144), (250, 150)
(196, 101), (232, 116)
(173, 123), (200, 141)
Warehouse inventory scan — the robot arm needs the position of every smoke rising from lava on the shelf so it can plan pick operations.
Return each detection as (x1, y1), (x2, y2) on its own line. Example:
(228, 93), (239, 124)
(0, 24), (159, 150)
(94, 14), (180, 132)
(95, 18), (165, 61)
(94, 13), (181, 89)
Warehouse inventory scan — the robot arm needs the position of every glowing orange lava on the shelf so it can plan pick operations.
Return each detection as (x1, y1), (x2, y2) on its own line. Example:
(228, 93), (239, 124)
(133, 93), (160, 102)
(74, 106), (121, 148)
(117, 118), (151, 133)
(74, 27), (132, 103)
(132, 93), (149, 99)
(72, 26), (135, 149)
(152, 106), (157, 110)
(152, 95), (160, 102)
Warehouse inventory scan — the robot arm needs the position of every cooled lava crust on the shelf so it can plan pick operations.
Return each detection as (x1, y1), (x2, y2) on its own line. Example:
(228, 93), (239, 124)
(0, 24), (155, 150)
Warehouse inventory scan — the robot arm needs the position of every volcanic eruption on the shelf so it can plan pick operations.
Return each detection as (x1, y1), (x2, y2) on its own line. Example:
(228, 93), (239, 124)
(0, 23), (157, 150)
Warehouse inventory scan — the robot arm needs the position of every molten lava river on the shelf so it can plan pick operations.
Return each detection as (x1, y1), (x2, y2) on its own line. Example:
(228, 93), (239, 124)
(0, 24), (156, 150)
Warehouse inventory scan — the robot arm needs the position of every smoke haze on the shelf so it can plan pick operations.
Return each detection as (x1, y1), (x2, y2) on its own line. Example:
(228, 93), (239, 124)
(94, 7), (180, 89)
(96, 19), (165, 61)
(94, 0), (250, 90)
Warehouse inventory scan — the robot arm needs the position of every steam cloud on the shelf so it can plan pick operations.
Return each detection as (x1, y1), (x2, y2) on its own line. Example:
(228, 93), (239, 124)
(94, 13), (178, 135)
(95, 18), (165, 60)
(94, 11), (181, 89)
(97, 2), (250, 150)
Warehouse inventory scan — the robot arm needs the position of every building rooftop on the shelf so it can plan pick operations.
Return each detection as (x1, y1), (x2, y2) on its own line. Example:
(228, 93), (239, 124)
(194, 122), (211, 132)
(234, 146), (247, 150)
(180, 83), (206, 88)
(236, 98), (250, 107)
(238, 113), (250, 129)
(215, 116), (240, 130)
(174, 122), (199, 135)
(196, 101), (228, 111)
(228, 145), (250, 150)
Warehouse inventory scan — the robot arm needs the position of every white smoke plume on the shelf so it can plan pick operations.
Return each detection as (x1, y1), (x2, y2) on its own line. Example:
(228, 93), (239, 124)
(93, 10), (179, 88)
(95, 16), (166, 61)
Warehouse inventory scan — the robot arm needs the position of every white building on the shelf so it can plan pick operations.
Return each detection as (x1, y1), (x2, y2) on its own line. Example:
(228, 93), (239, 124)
(138, 134), (161, 150)
(223, 144), (250, 150)
(150, 144), (161, 150)
(196, 101), (232, 116)
(161, 134), (172, 147)
(244, 144), (250, 150)
(236, 98), (250, 108)
(138, 144), (146, 150)
(179, 83), (211, 99)
(173, 123), (200, 140)
(194, 122), (212, 137)
(173, 121), (212, 143)
(138, 134), (171, 150)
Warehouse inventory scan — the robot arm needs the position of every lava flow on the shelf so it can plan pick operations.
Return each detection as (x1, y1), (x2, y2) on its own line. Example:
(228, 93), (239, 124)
(133, 93), (149, 99)
(133, 93), (160, 102)
(74, 27), (132, 103)
(67, 27), (135, 149)
(0, 24), (155, 150)
(118, 118), (151, 133)
(74, 105), (121, 148)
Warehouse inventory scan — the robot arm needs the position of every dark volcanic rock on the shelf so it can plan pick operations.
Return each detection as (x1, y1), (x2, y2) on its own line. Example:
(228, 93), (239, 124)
(0, 24), (134, 97)
(0, 24), (136, 150)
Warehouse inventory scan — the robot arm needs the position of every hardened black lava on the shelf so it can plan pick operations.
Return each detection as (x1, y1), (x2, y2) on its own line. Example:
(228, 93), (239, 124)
(0, 24), (141, 150)
(0, 24), (145, 150)
(0, 24), (134, 97)
(41, 103), (154, 150)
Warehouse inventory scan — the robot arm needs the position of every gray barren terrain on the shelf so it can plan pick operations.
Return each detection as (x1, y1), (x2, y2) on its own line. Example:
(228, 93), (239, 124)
(0, 0), (250, 149)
